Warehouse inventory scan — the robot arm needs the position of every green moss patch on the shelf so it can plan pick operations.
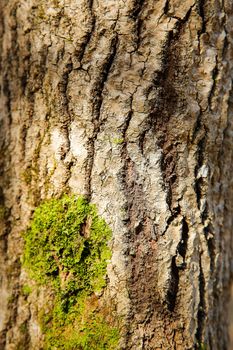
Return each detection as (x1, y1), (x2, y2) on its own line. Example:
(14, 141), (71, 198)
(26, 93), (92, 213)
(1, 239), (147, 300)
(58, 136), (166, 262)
(23, 195), (119, 349)
(22, 284), (32, 297)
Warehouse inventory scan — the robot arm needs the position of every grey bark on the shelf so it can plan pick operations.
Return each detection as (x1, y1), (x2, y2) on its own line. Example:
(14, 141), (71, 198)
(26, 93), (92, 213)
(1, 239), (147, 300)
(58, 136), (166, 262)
(0, 0), (233, 349)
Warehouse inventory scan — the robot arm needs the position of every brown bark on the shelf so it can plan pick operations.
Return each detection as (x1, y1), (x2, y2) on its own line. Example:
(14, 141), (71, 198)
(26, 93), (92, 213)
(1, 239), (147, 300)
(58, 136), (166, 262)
(0, 0), (233, 349)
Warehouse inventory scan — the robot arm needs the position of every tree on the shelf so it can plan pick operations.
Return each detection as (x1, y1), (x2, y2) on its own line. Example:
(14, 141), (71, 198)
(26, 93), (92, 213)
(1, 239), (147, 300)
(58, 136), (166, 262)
(0, 0), (232, 349)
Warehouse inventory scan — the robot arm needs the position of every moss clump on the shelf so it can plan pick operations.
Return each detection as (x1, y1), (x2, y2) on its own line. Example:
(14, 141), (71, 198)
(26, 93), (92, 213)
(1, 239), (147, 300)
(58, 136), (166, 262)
(112, 138), (124, 145)
(23, 195), (119, 349)
(41, 293), (120, 350)
(22, 284), (32, 297)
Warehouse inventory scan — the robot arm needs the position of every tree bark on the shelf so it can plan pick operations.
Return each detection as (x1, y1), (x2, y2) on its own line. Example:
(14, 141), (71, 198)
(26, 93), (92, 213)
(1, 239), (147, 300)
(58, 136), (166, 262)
(0, 0), (233, 349)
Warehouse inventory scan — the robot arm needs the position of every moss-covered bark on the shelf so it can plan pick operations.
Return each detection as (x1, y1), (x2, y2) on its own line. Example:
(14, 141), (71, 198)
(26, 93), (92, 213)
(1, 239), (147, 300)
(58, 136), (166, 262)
(0, 0), (233, 349)
(23, 195), (119, 349)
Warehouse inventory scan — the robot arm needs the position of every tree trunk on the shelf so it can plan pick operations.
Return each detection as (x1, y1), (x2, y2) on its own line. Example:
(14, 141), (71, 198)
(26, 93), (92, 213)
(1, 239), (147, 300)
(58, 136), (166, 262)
(0, 0), (233, 349)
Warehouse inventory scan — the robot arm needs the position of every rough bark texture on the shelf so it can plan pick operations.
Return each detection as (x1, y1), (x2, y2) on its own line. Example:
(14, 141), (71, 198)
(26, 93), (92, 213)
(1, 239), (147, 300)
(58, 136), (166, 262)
(0, 0), (233, 349)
